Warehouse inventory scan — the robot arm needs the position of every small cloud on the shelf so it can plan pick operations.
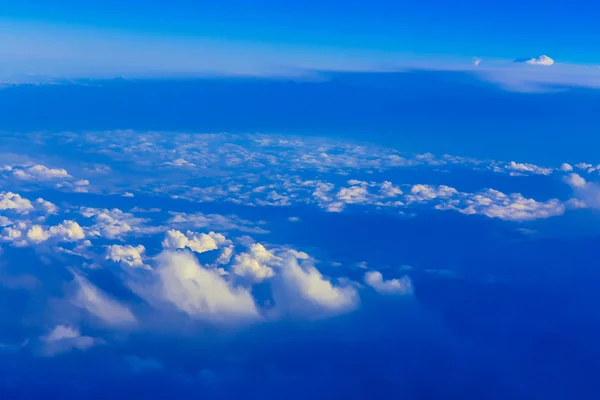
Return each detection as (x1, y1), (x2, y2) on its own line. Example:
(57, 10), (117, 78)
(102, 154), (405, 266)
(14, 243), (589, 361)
(473, 57), (482, 67)
(559, 163), (574, 172)
(515, 55), (554, 66)
(288, 216), (301, 222)
(364, 271), (413, 295)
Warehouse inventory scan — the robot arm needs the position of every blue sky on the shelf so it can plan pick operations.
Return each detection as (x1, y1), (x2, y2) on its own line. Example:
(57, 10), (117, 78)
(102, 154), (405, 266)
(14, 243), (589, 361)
(2, 2), (600, 399)
(3, 0), (600, 81)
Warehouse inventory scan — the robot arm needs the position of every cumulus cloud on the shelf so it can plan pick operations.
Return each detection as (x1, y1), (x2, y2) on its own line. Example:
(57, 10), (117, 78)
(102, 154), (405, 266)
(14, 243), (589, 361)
(0, 192), (34, 213)
(522, 55), (554, 66)
(162, 229), (227, 254)
(71, 271), (137, 327)
(506, 161), (553, 176)
(272, 257), (359, 318)
(231, 243), (277, 282)
(13, 164), (71, 180)
(106, 244), (149, 269)
(406, 184), (458, 202)
(141, 251), (260, 323)
(364, 271), (413, 295)
(559, 163), (574, 172)
(437, 189), (565, 221)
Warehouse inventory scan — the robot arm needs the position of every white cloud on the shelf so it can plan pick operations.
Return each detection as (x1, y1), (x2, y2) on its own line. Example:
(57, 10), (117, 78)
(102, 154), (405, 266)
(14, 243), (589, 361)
(41, 325), (100, 356)
(559, 163), (574, 172)
(473, 57), (482, 67)
(437, 189), (565, 221)
(231, 243), (277, 282)
(364, 271), (413, 295)
(524, 55), (554, 66)
(272, 257), (359, 318)
(564, 173), (600, 209)
(106, 244), (149, 269)
(0, 192), (34, 212)
(506, 161), (552, 176)
(71, 271), (137, 327)
(406, 184), (458, 202)
(164, 158), (196, 167)
(162, 229), (227, 254)
(142, 251), (260, 323)
(13, 164), (71, 180)
(564, 173), (587, 188)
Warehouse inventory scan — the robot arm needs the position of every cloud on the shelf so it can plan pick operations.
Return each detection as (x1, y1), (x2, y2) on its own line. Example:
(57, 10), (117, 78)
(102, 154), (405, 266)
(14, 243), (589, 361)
(81, 207), (159, 239)
(564, 173), (600, 208)
(12, 164), (71, 180)
(231, 243), (277, 282)
(41, 325), (100, 356)
(163, 158), (196, 167)
(473, 57), (481, 67)
(559, 163), (574, 172)
(106, 244), (149, 269)
(505, 161), (553, 176)
(437, 189), (565, 221)
(519, 55), (554, 66)
(0, 191), (34, 213)
(272, 257), (359, 318)
(71, 271), (137, 327)
(364, 271), (413, 295)
(162, 229), (227, 254)
(142, 251), (260, 323)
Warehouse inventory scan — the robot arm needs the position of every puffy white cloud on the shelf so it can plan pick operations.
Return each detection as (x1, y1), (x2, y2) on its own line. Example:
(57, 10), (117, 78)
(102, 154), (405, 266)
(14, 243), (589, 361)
(564, 173), (587, 188)
(379, 181), (403, 197)
(2, 220), (85, 246)
(506, 161), (553, 176)
(13, 164), (71, 180)
(162, 229), (227, 254)
(41, 325), (100, 356)
(231, 243), (276, 282)
(142, 251), (260, 323)
(272, 257), (359, 318)
(106, 244), (149, 269)
(437, 189), (565, 221)
(0, 192), (34, 213)
(71, 271), (137, 327)
(364, 271), (413, 295)
(524, 55), (554, 66)
(215, 246), (234, 265)
(559, 163), (574, 172)
(406, 184), (458, 202)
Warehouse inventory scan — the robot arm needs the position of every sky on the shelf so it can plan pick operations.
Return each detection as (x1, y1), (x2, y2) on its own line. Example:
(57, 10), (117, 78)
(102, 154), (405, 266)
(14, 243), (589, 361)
(3, 0), (600, 80)
(1, 2), (600, 399)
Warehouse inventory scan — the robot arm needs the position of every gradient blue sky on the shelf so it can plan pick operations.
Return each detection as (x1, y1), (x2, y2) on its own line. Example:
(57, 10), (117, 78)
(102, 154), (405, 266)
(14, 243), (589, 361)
(2, 0), (600, 80)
